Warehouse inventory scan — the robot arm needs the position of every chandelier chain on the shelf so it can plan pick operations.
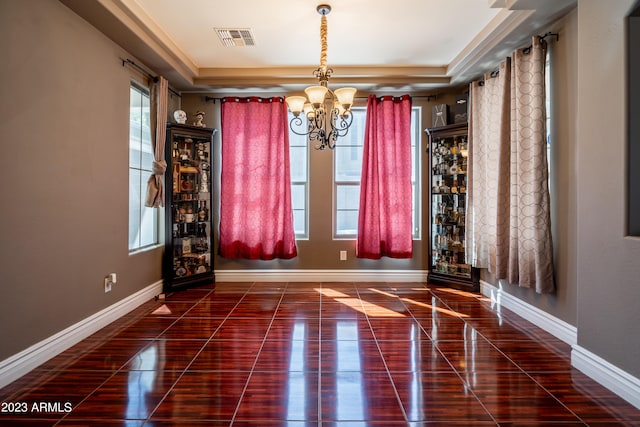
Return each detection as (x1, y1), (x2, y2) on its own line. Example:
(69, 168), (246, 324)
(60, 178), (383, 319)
(320, 15), (328, 73)
(285, 3), (356, 150)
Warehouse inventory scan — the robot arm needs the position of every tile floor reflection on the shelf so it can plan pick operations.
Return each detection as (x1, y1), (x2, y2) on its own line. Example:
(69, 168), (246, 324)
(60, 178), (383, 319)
(1, 281), (639, 426)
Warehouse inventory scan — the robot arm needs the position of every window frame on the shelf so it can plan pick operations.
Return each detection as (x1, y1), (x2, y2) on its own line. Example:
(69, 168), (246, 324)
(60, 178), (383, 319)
(288, 112), (310, 239)
(332, 105), (422, 240)
(128, 81), (162, 253)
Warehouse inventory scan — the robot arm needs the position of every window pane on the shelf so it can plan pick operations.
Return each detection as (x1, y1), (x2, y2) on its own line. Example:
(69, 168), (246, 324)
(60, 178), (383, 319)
(291, 184), (306, 210)
(336, 211), (359, 236)
(335, 146), (363, 182)
(411, 109), (418, 182)
(293, 210), (306, 235)
(128, 168), (141, 250)
(290, 146), (307, 181)
(139, 204), (158, 247)
(412, 184), (416, 235)
(129, 88), (142, 169)
(337, 185), (360, 210)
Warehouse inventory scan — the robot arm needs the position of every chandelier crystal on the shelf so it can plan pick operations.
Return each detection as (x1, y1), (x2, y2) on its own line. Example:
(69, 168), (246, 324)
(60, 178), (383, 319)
(285, 4), (357, 150)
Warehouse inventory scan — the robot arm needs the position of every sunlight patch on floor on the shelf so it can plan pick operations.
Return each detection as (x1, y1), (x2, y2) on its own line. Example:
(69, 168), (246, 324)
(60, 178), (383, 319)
(317, 288), (406, 318)
(401, 297), (469, 318)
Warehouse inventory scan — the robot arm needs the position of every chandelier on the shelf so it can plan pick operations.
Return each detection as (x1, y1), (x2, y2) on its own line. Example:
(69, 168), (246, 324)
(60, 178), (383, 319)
(285, 4), (357, 150)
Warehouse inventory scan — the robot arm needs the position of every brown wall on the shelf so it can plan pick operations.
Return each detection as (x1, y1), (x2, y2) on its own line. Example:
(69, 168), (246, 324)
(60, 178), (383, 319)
(180, 93), (462, 272)
(0, 0), (163, 360)
(574, 0), (640, 378)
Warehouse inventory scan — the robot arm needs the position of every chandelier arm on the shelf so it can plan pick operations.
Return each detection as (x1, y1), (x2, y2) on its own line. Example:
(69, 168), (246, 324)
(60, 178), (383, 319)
(289, 116), (312, 137)
(332, 111), (354, 135)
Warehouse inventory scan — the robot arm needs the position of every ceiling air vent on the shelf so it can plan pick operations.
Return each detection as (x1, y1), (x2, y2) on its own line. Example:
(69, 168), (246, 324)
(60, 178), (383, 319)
(215, 28), (255, 47)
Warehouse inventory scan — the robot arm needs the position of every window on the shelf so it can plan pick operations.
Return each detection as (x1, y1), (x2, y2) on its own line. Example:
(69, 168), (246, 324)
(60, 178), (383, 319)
(333, 106), (421, 238)
(129, 83), (160, 252)
(289, 112), (309, 238)
(545, 47), (551, 184)
(629, 10), (640, 235)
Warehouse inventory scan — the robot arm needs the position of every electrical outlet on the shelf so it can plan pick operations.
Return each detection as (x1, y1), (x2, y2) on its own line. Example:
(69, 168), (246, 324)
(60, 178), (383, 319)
(340, 250), (347, 261)
(104, 272), (116, 293)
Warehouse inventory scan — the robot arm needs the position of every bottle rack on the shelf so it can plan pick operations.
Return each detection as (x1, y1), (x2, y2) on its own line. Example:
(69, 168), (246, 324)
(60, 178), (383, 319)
(164, 123), (216, 292)
(425, 123), (479, 291)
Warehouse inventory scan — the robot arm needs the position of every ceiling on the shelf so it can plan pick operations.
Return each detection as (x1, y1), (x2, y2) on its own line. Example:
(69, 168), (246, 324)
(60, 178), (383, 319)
(60, 0), (575, 94)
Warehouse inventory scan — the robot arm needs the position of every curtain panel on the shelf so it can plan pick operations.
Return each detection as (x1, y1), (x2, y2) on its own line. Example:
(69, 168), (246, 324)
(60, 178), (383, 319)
(356, 94), (413, 259)
(145, 76), (168, 208)
(219, 97), (297, 260)
(467, 37), (554, 293)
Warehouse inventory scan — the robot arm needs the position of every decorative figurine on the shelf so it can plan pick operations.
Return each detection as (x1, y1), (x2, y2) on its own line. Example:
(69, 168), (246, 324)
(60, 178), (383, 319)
(193, 111), (206, 127)
(173, 110), (187, 124)
(200, 154), (210, 193)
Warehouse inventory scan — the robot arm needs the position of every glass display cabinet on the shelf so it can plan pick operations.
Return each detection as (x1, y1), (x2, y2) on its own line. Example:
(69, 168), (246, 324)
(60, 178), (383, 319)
(164, 123), (216, 292)
(425, 123), (479, 291)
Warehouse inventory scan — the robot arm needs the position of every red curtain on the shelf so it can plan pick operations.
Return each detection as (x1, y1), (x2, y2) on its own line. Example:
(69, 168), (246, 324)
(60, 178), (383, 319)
(357, 95), (413, 259)
(219, 97), (297, 260)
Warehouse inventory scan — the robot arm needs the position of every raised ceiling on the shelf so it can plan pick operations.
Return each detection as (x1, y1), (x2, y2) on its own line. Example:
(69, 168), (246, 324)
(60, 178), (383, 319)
(60, 0), (575, 94)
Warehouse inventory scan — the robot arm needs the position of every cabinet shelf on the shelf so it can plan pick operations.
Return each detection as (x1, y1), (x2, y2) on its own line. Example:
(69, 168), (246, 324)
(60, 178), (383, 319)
(432, 191), (467, 196)
(425, 122), (479, 291)
(164, 123), (216, 293)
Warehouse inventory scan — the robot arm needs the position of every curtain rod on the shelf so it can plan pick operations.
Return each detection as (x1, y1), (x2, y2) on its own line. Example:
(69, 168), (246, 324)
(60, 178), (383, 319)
(524, 31), (559, 53)
(479, 31), (559, 85)
(121, 58), (181, 98)
(204, 94), (440, 104)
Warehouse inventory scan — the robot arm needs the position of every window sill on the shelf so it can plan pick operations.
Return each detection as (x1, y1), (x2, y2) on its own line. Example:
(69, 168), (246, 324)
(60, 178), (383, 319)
(129, 243), (163, 256)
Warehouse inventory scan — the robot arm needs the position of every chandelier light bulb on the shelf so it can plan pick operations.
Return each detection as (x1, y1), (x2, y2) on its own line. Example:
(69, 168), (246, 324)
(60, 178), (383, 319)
(334, 87), (357, 110)
(285, 96), (307, 116)
(304, 85), (329, 108)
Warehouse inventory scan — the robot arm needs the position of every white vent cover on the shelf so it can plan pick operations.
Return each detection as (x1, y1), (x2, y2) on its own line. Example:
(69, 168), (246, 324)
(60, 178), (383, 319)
(214, 28), (255, 47)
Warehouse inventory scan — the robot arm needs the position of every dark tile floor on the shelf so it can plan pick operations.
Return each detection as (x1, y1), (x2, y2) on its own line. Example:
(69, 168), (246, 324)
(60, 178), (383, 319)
(1, 281), (639, 426)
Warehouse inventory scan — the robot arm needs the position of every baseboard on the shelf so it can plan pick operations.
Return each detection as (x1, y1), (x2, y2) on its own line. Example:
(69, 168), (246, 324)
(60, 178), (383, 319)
(214, 269), (429, 283)
(572, 345), (640, 409)
(0, 280), (163, 389)
(480, 280), (577, 346)
(480, 280), (640, 410)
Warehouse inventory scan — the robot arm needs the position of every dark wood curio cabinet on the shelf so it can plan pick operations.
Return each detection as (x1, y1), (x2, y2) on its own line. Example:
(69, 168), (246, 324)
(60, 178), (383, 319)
(163, 123), (216, 293)
(425, 123), (479, 291)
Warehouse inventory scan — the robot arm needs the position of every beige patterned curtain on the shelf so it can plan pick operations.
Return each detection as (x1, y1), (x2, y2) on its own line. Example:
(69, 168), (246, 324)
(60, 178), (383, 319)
(467, 60), (511, 275)
(467, 37), (554, 293)
(145, 76), (168, 208)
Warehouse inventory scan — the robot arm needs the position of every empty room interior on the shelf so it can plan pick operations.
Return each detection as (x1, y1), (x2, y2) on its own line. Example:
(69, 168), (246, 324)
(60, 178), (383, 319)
(1, 0), (640, 425)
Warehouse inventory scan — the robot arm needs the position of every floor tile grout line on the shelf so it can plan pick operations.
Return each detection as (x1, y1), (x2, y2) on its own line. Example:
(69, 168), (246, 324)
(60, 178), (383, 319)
(144, 284), (251, 424)
(401, 286), (499, 425)
(355, 283), (410, 423)
(480, 333), (589, 424)
(428, 289), (585, 425)
(51, 289), (218, 425)
(6, 282), (638, 425)
(229, 285), (287, 425)
(433, 294), (587, 424)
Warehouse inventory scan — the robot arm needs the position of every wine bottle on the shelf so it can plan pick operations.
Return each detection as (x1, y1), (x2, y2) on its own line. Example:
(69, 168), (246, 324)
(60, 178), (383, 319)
(198, 200), (209, 221)
(172, 164), (180, 193)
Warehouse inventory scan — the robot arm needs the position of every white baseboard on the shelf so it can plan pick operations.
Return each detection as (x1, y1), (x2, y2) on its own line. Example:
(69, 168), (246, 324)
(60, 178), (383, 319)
(0, 280), (163, 389)
(480, 280), (640, 410)
(572, 345), (640, 409)
(214, 269), (429, 283)
(480, 280), (577, 345)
